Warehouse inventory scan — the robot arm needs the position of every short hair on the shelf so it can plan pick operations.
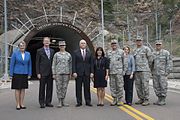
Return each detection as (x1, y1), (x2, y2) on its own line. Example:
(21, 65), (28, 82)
(79, 39), (86, 44)
(18, 41), (26, 47)
(123, 46), (131, 54)
(43, 37), (51, 41)
(95, 47), (105, 58)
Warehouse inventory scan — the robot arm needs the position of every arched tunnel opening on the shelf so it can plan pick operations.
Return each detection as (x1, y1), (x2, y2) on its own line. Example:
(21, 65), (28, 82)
(23, 23), (94, 79)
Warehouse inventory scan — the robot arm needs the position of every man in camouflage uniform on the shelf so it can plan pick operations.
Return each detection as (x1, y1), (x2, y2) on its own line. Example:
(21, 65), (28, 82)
(52, 41), (72, 108)
(106, 39), (124, 106)
(152, 40), (173, 106)
(133, 36), (153, 106)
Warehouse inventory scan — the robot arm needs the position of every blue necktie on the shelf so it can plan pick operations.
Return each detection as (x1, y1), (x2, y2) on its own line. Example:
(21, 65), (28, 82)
(46, 48), (50, 59)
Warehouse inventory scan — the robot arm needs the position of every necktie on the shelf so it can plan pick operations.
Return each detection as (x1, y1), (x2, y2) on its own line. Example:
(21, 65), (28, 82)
(82, 49), (86, 60)
(46, 48), (50, 59)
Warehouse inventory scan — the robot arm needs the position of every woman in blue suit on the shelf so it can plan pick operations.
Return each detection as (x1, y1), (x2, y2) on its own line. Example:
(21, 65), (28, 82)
(10, 41), (32, 110)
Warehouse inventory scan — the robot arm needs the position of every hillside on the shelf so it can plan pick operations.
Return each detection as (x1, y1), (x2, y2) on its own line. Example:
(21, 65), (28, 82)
(0, 0), (179, 55)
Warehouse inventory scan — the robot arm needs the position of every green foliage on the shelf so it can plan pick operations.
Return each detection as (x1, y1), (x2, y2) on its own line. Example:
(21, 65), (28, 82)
(104, 0), (115, 21)
(162, 0), (177, 6)
(104, 0), (114, 14)
(159, 14), (169, 34)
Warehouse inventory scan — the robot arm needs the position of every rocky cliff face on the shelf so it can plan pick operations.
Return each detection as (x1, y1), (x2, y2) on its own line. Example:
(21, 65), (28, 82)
(0, 0), (100, 31)
(0, 0), (179, 38)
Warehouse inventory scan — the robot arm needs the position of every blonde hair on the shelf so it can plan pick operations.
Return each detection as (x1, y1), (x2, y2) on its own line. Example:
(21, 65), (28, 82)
(18, 41), (26, 47)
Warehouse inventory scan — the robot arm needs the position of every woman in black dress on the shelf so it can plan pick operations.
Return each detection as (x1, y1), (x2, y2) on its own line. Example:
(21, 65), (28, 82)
(93, 47), (109, 106)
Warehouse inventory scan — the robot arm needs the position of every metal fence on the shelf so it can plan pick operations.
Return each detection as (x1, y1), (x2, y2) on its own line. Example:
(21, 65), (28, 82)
(100, 11), (180, 57)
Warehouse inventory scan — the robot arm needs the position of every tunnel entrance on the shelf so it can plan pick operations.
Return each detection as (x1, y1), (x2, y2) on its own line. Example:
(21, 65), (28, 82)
(24, 22), (94, 79)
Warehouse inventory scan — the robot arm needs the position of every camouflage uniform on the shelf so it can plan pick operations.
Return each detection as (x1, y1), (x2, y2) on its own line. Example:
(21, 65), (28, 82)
(52, 51), (72, 106)
(133, 45), (153, 105)
(152, 46), (173, 105)
(106, 48), (124, 105)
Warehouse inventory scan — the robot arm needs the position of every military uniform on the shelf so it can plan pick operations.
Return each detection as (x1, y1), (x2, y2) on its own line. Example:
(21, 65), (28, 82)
(152, 40), (173, 105)
(106, 40), (124, 106)
(133, 38), (153, 105)
(52, 41), (72, 107)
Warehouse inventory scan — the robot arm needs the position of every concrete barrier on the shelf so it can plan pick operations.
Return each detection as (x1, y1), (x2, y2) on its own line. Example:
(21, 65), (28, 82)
(168, 57), (180, 81)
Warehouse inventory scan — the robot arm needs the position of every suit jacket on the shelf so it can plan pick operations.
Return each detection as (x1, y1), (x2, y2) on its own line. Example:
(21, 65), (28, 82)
(10, 50), (32, 77)
(36, 47), (54, 76)
(72, 49), (94, 76)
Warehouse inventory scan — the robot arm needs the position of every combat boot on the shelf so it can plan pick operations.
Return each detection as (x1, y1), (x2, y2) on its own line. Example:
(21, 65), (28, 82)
(142, 100), (150, 106)
(57, 99), (62, 108)
(153, 97), (161, 105)
(135, 99), (144, 105)
(110, 98), (117, 106)
(117, 98), (123, 106)
(62, 98), (69, 107)
(158, 97), (166, 106)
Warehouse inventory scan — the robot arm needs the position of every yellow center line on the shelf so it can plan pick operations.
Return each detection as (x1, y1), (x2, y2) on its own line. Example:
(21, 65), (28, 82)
(90, 87), (155, 120)
(90, 88), (143, 120)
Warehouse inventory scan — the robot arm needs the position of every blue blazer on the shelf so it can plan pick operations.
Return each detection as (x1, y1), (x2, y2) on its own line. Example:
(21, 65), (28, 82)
(10, 50), (32, 77)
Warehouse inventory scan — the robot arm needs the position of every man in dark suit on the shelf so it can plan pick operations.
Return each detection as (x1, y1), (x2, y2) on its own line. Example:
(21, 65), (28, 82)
(72, 39), (94, 107)
(36, 37), (55, 108)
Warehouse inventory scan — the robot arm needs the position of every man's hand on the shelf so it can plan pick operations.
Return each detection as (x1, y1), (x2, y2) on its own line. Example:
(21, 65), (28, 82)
(37, 74), (41, 79)
(105, 75), (109, 80)
(53, 75), (56, 80)
(73, 73), (78, 78)
(28, 76), (31, 79)
(130, 74), (133, 79)
(90, 73), (94, 78)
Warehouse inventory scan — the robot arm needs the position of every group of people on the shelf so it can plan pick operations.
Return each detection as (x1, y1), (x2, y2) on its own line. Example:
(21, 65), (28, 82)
(9, 36), (173, 110)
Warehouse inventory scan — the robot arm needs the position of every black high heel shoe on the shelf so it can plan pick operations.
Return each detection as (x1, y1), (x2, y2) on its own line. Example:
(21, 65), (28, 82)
(16, 107), (21, 110)
(100, 104), (104, 106)
(20, 106), (26, 109)
(97, 104), (101, 106)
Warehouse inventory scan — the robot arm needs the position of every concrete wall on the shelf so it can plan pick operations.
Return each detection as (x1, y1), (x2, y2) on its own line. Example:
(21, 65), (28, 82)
(168, 58), (180, 81)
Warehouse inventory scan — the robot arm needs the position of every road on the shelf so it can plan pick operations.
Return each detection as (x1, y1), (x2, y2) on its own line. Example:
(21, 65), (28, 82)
(0, 80), (180, 120)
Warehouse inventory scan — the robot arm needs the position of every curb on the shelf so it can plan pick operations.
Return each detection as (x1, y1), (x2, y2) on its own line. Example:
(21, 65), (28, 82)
(149, 80), (180, 92)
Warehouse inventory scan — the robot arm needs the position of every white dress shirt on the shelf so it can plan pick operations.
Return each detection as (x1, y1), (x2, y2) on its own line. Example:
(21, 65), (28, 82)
(21, 53), (25, 60)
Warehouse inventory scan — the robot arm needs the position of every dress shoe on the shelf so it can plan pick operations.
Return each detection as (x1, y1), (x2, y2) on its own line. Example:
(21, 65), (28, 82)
(20, 106), (27, 109)
(40, 104), (45, 108)
(75, 103), (82, 107)
(16, 107), (21, 110)
(46, 103), (54, 107)
(86, 103), (93, 107)
(97, 104), (101, 106)
(100, 104), (104, 106)
(125, 103), (132, 106)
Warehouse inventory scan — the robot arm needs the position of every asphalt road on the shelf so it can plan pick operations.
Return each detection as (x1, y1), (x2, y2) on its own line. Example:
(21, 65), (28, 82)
(0, 80), (180, 120)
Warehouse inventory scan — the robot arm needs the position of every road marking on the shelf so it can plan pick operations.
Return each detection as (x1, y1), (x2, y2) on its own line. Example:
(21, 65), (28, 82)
(91, 87), (155, 120)
(90, 88), (143, 120)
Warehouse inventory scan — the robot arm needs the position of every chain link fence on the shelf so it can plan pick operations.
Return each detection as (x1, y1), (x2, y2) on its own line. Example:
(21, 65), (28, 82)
(94, 10), (180, 57)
